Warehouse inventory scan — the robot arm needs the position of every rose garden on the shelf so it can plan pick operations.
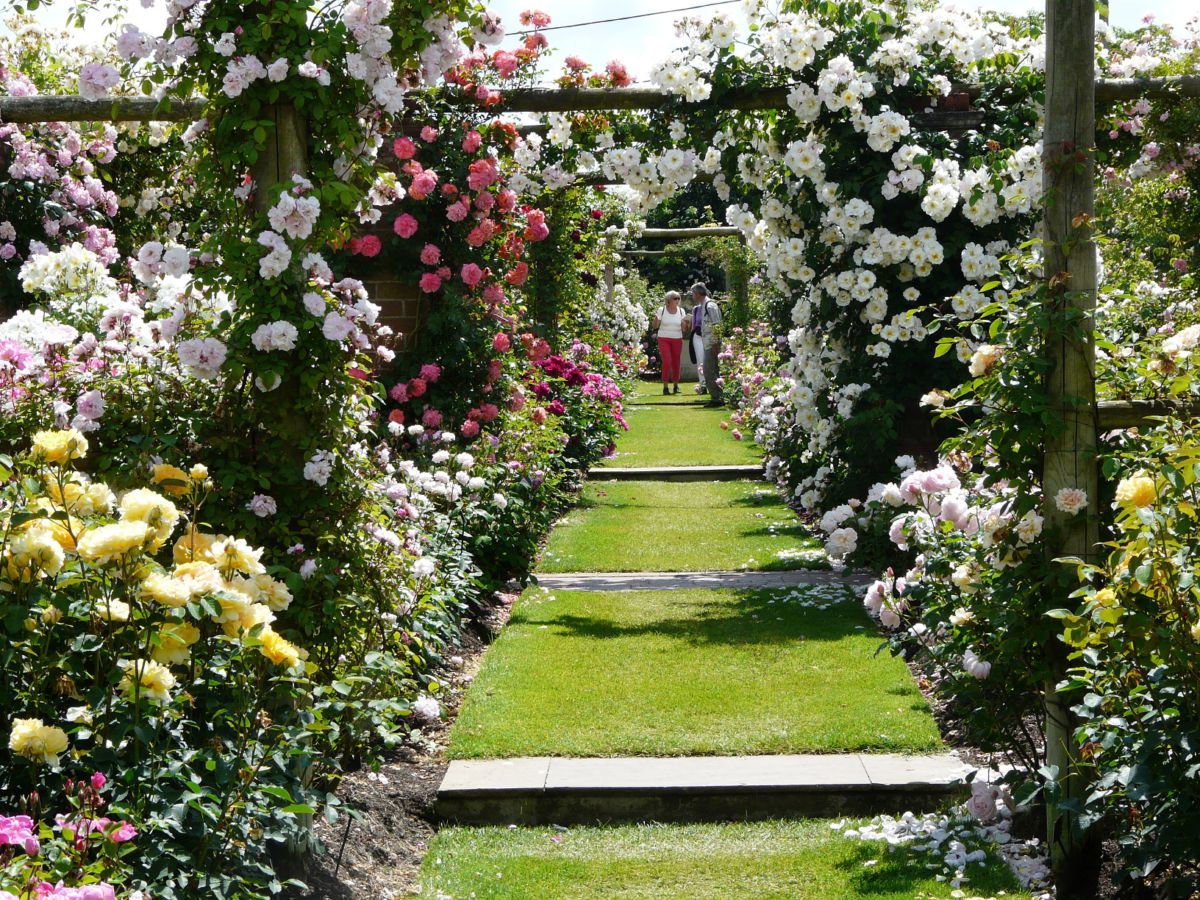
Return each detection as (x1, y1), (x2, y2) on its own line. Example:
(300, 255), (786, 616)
(0, 0), (1197, 897)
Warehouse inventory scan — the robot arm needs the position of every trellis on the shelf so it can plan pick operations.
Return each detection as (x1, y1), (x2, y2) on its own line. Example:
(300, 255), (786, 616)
(3, 1), (1200, 885)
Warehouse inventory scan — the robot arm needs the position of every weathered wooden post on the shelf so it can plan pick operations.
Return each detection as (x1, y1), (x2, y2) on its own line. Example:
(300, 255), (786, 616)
(250, 103), (309, 215)
(1041, 0), (1099, 888)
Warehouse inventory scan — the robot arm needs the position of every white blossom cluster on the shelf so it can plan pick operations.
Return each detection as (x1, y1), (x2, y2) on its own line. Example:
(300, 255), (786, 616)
(588, 283), (649, 357)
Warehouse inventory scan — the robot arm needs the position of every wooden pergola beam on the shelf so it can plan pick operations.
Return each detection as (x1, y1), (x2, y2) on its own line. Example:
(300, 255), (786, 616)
(0, 95), (207, 123)
(1094, 74), (1200, 102)
(2, 75), (1197, 125)
(1096, 399), (1200, 430)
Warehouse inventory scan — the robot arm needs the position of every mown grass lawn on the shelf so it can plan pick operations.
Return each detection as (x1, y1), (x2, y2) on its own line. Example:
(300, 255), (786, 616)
(601, 380), (759, 469)
(418, 821), (1030, 899)
(447, 586), (942, 758)
(538, 480), (825, 573)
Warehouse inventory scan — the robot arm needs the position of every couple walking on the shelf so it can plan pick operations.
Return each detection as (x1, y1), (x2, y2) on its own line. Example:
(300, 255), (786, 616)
(653, 282), (722, 406)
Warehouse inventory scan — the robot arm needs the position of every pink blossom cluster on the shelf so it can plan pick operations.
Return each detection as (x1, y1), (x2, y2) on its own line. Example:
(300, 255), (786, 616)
(0, 112), (120, 266)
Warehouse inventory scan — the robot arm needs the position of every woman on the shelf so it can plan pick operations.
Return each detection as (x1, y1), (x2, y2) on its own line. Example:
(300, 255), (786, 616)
(653, 290), (689, 395)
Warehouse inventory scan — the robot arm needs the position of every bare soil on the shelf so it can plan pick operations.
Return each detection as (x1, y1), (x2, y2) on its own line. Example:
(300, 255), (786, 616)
(297, 591), (515, 899)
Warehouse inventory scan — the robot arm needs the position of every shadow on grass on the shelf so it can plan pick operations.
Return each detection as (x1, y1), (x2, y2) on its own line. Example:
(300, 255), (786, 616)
(512, 590), (864, 648)
(836, 840), (1021, 897)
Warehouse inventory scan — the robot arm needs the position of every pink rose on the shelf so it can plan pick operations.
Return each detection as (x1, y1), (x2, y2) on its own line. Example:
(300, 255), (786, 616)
(460, 263), (484, 287)
(531, 406), (548, 424)
(419, 272), (442, 294)
(420, 126), (438, 142)
(393, 214), (419, 239)
(358, 234), (381, 257)
(389, 382), (409, 403)
(446, 200), (470, 222)
(421, 407), (443, 428)
(461, 419), (481, 438)
(967, 782), (999, 823)
(492, 333), (511, 352)
(91, 772), (107, 791)
(408, 377), (427, 398)
(479, 403), (499, 422)
(420, 243), (441, 265)
(109, 822), (137, 843)
(410, 171), (437, 199)
(419, 363), (442, 382)
(393, 137), (417, 160)
(462, 130), (483, 152)
(483, 283), (505, 306)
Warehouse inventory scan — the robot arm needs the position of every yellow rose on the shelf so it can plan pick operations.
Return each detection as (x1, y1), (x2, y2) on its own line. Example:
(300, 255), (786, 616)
(189, 464), (209, 481)
(31, 429), (88, 464)
(5, 523), (65, 581)
(94, 598), (131, 622)
(258, 627), (302, 668)
(151, 464), (191, 497)
(9, 717), (69, 765)
(210, 537), (266, 577)
(152, 622), (201, 665)
(1094, 588), (1117, 607)
(77, 521), (151, 565)
(172, 527), (220, 565)
(119, 488), (180, 550)
(140, 571), (192, 608)
(173, 561), (224, 598)
(1115, 474), (1156, 509)
(254, 574), (293, 612)
(220, 598), (274, 638)
(44, 475), (114, 516)
(41, 606), (63, 625)
(119, 659), (175, 703)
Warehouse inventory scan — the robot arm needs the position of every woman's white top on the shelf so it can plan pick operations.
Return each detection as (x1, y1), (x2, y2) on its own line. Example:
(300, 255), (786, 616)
(656, 305), (686, 339)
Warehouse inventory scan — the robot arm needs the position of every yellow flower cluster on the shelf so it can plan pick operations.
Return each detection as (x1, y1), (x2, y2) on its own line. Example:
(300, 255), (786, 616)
(10, 430), (307, 688)
(9, 717), (69, 765)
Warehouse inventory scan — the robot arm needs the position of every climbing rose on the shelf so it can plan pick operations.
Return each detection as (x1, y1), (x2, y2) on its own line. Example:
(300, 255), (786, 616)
(419, 273), (442, 294)
(393, 214), (419, 238)
(492, 333), (510, 352)
(460, 263), (484, 287)
(393, 137), (417, 159)
(420, 243), (441, 265)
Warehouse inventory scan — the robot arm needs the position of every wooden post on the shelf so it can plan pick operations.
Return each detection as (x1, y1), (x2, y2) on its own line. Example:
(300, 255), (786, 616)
(1042, 0), (1099, 888)
(251, 103), (309, 215)
(603, 258), (616, 304)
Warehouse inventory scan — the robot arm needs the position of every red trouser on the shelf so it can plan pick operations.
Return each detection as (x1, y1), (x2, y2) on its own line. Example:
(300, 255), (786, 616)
(658, 337), (683, 383)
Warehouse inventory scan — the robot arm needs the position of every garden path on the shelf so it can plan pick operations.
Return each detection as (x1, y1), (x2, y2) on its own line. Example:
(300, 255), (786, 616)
(422, 382), (1022, 897)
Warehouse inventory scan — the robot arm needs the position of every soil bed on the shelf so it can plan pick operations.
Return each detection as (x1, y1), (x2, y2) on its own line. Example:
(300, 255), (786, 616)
(297, 591), (514, 898)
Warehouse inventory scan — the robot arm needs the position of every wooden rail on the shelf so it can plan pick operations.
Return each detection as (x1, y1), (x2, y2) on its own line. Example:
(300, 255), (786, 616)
(3, 74), (1194, 125)
(1096, 399), (1200, 430)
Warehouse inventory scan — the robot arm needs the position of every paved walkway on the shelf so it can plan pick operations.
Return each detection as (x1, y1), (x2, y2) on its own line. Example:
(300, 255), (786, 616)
(536, 569), (871, 592)
(437, 382), (956, 827)
(590, 464), (762, 481)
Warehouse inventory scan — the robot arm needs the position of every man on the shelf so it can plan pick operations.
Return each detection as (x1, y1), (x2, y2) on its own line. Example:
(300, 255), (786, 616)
(692, 282), (723, 407)
(690, 298), (707, 393)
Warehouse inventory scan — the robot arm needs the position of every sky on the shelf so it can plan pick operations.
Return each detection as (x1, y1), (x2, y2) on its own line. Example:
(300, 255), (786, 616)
(6, 0), (1198, 81)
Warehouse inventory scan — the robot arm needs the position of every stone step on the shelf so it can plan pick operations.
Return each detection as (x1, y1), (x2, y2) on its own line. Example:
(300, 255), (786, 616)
(535, 570), (866, 592)
(436, 754), (970, 826)
(590, 465), (762, 482)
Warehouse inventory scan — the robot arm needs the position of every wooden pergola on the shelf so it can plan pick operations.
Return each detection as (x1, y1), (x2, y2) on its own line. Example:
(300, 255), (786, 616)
(4, 0), (1199, 884)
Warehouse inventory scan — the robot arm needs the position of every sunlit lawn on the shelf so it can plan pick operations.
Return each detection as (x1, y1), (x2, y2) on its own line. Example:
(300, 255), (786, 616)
(447, 586), (942, 758)
(538, 480), (825, 573)
(418, 821), (1030, 899)
(601, 380), (759, 468)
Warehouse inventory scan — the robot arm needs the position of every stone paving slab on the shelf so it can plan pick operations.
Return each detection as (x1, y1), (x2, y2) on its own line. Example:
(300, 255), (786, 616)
(589, 464), (762, 482)
(436, 754), (970, 825)
(534, 570), (871, 592)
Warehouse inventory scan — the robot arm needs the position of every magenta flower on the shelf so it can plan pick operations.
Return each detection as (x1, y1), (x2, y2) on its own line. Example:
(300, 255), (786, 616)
(393, 214), (419, 239)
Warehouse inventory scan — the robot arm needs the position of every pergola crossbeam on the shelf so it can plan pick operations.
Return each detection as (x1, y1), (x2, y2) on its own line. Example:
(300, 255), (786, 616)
(4, 74), (1195, 126)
